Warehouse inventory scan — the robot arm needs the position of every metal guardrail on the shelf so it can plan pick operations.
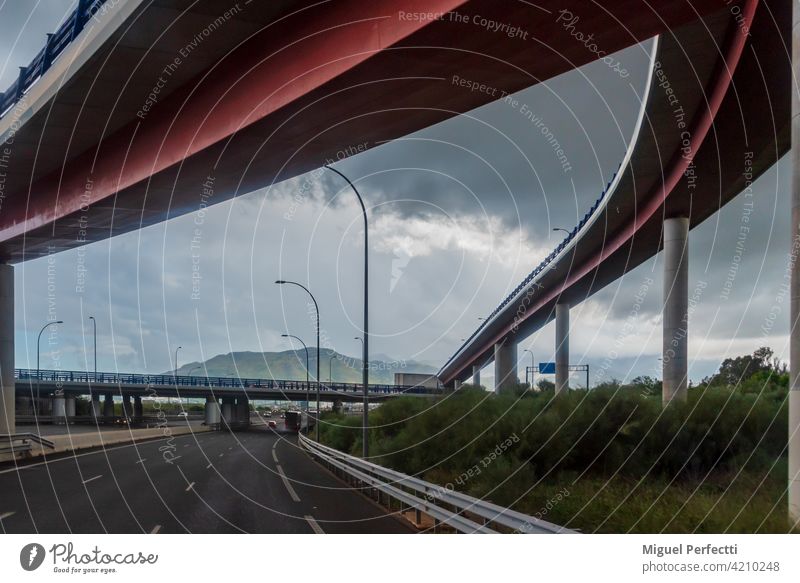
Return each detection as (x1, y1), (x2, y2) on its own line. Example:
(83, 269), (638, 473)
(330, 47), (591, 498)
(299, 434), (573, 534)
(0, 0), (110, 119)
(14, 368), (442, 396)
(0, 433), (56, 454)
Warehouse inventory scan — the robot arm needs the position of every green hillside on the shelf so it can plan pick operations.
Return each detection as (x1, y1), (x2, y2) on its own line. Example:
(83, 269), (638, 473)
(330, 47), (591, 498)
(173, 349), (436, 385)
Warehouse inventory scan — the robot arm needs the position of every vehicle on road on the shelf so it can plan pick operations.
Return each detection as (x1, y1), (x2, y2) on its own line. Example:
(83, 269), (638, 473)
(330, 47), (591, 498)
(284, 411), (301, 432)
(268, 420), (277, 429)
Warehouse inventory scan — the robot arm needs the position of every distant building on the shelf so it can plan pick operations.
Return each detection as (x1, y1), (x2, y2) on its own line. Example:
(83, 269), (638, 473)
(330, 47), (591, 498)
(394, 373), (441, 389)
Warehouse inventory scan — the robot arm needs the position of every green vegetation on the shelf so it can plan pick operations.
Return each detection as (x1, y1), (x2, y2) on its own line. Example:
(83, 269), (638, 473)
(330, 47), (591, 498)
(319, 347), (795, 533)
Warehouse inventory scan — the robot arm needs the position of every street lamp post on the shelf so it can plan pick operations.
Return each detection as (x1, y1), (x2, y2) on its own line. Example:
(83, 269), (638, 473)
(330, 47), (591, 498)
(37, 320), (63, 388)
(88, 316), (97, 381)
(326, 164), (369, 458)
(276, 280), (320, 440)
(282, 334), (310, 411)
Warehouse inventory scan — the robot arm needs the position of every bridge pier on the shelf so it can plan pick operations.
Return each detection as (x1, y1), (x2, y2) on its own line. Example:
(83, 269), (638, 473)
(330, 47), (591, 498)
(555, 303), (570, 395)
(662, 216), (689, 405)
(332, 397), (343, 414)
(204, 396), (220, 428)
(122, 394), (132, 422)
(103, 393), (114, 421)
(236, 396), (250, 427)
(790, 0), (800, 524)
(0, 264), (13, 435)
(494, 339), (517, 393)
(472, 365), (480, 386)
(53, 394), (66, 424)
(65, 395), (76, 421)
(133, 396), (143, 422)
(454, 380), (462, 390)
(90, 394), (101, 420)
(221, 397), (234, 427)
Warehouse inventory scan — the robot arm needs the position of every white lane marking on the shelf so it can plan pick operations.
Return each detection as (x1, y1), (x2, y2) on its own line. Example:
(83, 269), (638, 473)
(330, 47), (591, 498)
(219, 453), (224, 458)
(276, 464), (301, 502)
(206, 463), (212, 469)
(0, 433), (209, 475)
(136, 458), (147, 464)
(82, 475), (102, 485)
(169, 456), (182, 463)
(150, 525), (161, 534)
(183, 444), (190, 448)
(185, 482), (195, 492)
(305, 515), (325, 534)
(271, 449), (279, 463)
(0, 511), (15, 520)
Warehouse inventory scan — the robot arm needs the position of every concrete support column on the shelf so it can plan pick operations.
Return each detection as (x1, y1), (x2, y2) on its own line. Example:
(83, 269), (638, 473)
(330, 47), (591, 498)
(103, 394), (114, 420)
(494, 339), (517, 393)
(122, 394), (132, 421)
(555, 303), (570, 395)
(204, 396), (220, 428)
(64, 395), (76, 422)
(236, 397), (250, 426)
(472, 365), (481, 386)
(454, 380), (462, 390)
(789, 0), (800, 524)
(332, 398), (343, 414)
(0, 264), (14, 436)
(221, 398), (234, 426)
(53, 394), (66, 424)
(133, 396), (143, 421)
(90, 394), (101, 419)
(662, 217), (689, 405)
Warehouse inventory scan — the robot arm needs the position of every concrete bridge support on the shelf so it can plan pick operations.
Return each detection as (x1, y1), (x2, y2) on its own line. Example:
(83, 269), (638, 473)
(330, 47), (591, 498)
(204, 396), (220, 428)
(555, 303), (570, 395)
(494, 339), (518, 393)
(472, 365), (481, 386)
(236, 396), (250, 427)
(662, 217), (689, 405)
(332, 397), (343, 414)
(64, 396), (76, 421)
(122, 395), (132, 421)
(221, 398), (234, 427)
(53, 395), (66, 424)
(90, 394), (101, 419)
(103, 393), (114, 420)
(133, 396), (143, 422)
(0, 264), (13, 435)
(789, 0), (800, 524)
(454, 380), (462, 390)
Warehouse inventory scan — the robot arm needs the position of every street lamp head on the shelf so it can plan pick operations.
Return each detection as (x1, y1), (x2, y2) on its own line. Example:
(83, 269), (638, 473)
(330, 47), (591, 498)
(88, 316), (95, 320)
(281, 334), (289, 338)
(55, 320), (64, 324)
(275, 280), (286, 284)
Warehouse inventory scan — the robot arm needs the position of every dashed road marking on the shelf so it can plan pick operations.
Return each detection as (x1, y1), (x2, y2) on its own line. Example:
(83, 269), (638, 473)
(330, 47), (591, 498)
(276, 464), (300, 502)
(185, 482), (195, 492)
(136, 458), (147, 464)
(219, 453), (224, 458)
(272, 450), (279, 463)
(206, 463), (213, 469)
(82, 475), (102, 485)
(0, 511), (15, 520)
(150, 525), (161, 534)
(305, 515), (325, 534)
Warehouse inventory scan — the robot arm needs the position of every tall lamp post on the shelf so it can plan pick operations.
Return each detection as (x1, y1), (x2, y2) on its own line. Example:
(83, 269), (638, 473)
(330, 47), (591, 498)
(37, 320), (63, 388)
(326, 164), (369, 458)
(276, 280), (320, 440)
(282, 334), (310, 411)
(88, 316), (97, 381)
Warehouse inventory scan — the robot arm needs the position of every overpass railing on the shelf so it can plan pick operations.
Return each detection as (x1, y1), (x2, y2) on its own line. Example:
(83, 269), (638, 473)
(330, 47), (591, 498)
(299, 433), (572, 534)
(0, 0), (110, 118)
(14, 368), (441, 396)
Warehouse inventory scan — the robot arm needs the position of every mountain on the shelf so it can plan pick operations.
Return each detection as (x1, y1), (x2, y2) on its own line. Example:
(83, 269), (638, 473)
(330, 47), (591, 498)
(172, 349), (437, 384)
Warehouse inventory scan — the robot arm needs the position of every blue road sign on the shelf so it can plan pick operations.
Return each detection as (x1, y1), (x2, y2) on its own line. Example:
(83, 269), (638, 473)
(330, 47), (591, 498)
(539, 362), (555, 374)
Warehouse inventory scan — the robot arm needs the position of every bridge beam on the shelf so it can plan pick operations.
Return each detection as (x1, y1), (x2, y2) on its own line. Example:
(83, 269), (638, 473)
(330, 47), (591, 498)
(0, 264), (13, 435)
(662, 217), (689, 405)
(494, 339), (518, 394)
(472, 365), (481, 387)
(790, 0), (800, 525)
(555, 303), (570, 395)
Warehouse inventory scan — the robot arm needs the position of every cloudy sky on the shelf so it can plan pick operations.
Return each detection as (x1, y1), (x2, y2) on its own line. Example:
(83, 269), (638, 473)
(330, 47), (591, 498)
(1, 2), (789, 387)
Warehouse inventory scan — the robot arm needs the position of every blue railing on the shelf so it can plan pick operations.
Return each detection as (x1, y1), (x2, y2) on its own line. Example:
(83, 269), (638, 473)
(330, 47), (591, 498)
(0, 0), (110, 119)
(442, 163), (622, 372)
(14, 368), (442, 396)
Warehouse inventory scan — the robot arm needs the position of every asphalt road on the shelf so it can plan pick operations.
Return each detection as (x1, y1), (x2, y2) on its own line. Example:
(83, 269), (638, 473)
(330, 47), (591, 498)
(0, 426), (413, 534)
